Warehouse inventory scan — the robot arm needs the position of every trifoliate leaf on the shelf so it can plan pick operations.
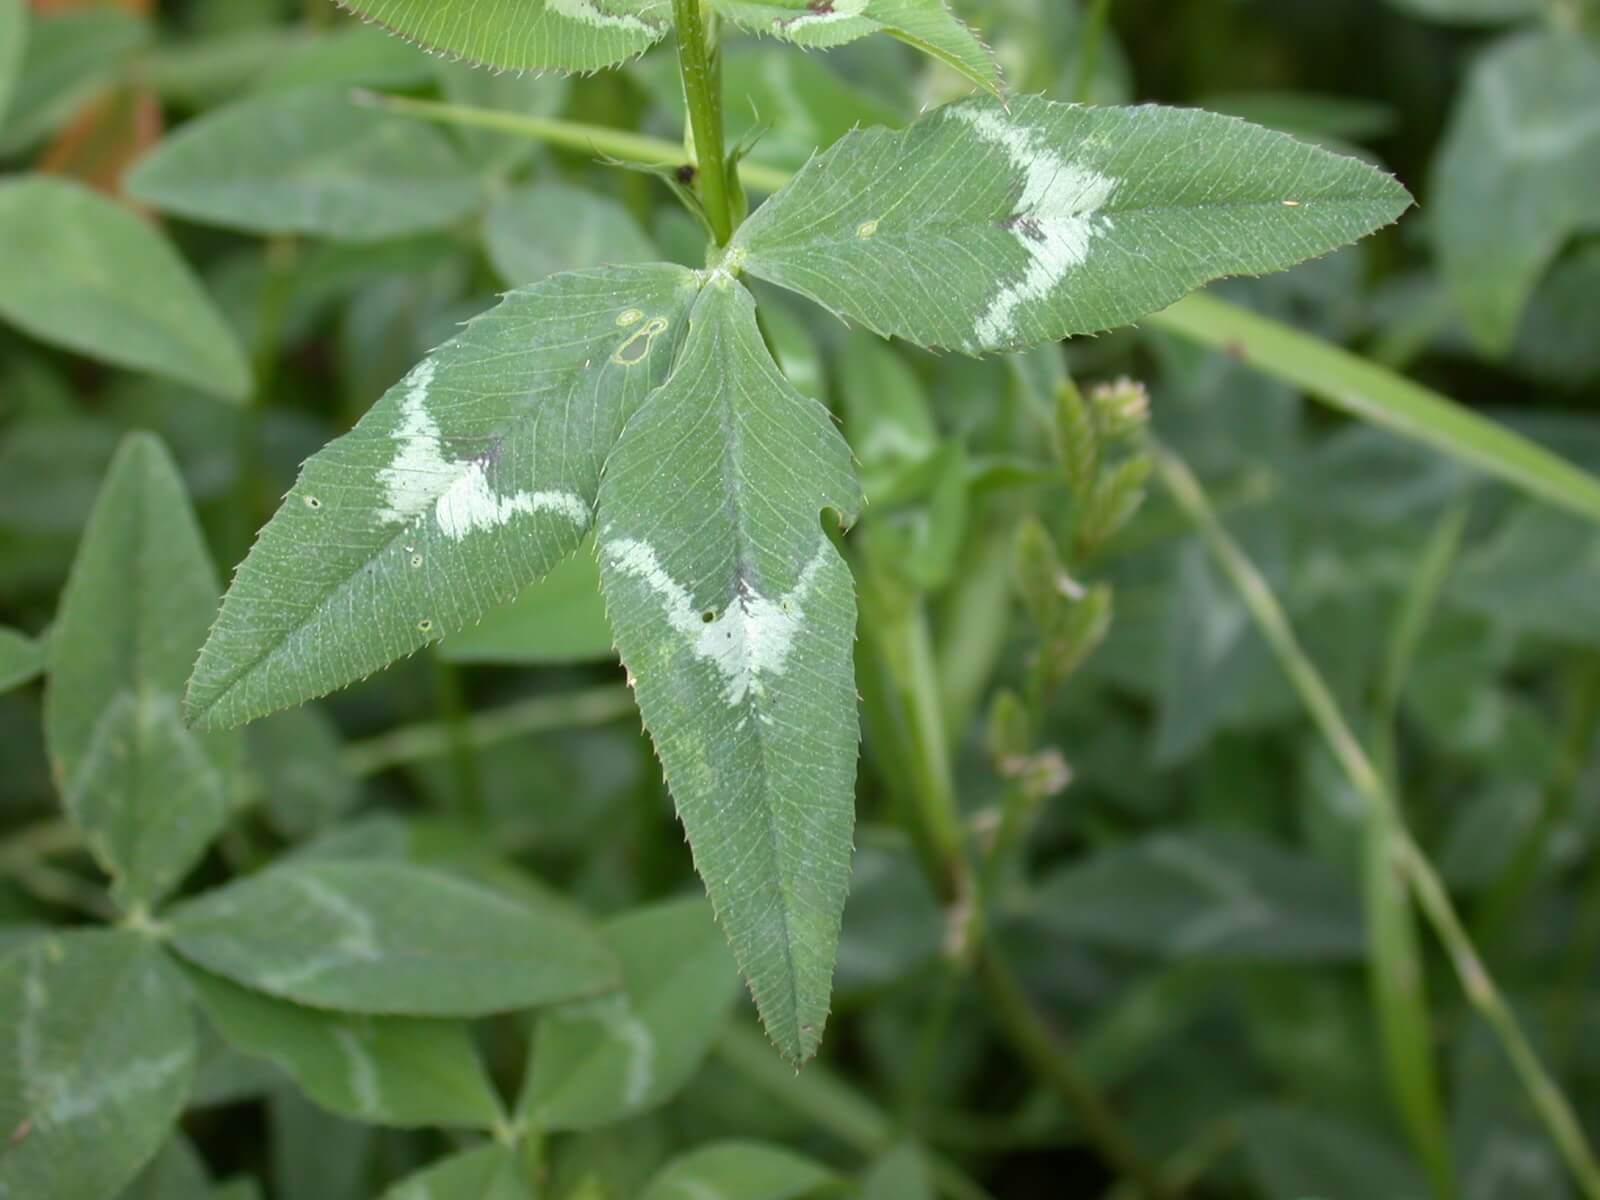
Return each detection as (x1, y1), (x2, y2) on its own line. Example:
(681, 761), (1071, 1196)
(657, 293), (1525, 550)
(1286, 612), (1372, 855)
(596, 277), (861, 1065)
(187, 264), (698, 731)
(734, 94), (1411, 354)
(44, 434), (236, 913)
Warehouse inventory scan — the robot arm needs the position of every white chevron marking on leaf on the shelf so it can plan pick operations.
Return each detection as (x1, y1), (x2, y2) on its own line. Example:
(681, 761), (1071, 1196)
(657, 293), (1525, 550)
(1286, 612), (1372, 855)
(949, 105), (1117, 349)
(378, 359), (589, 540)
(603, 536), (829, 706)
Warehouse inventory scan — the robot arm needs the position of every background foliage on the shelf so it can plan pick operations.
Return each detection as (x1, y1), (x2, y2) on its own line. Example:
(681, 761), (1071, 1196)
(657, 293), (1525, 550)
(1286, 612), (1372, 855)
(2, 0), (1600, 1197)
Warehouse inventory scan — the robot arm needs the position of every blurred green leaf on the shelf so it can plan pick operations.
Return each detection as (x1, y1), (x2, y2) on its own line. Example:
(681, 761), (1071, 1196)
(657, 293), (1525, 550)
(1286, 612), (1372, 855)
(0, 930), (195, 1200)
(0, 0), (24, 134)
(1239, 1105), (1431, 1200)
(252, 25), (435, 94)
(378, 1144), (527, 1200)
(184, 965), (505, 1129)
(438, 541), (614, 665)
(1149, 292), (1600, 526)
(186, 265), (698, 731)
(0, 178), (251, 400)
(640, 1141), (834, 1200)
(862, 1143), (934, 1200)
(1453, 505), (1600, 647)
(1387, 0), (1541, 24)
(1034, 830), (1365, 961)
(249, 705), (360, 840)
(0, 627), (43, 695)
(735, 95), (1410, 353)
(118, 1134), (211, 1200)
(520, 895), (740, 1130)
(43, 434), (236, 913)
(596, 279), (861, 1066)
(0, 7), (147, 153)
(168, 860), (619, 1016)
(485, 182), (657, 286)
(338, 0), (668, 72)
(1432, 31), (1600, 351)
(127, 88), (483, 241)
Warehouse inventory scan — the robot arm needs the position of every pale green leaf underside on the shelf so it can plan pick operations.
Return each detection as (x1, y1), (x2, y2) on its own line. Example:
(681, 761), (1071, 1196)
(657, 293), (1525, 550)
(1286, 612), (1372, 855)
(735, 94), (1413, 353)
(0, 931), (195, 1200)
(338, 0), (669, 72)
(596, 278), (861, 1065)
(0, 178), (250, 400)
(709, 0), (1001, 96)
(520, 895), (739, 1129)
(44, 434), (235, 913)
(1431, 31), (1600, 353)
(126, 87), (482, 241)
(378, 1144), (525, 1200)
(186, 264), (698, 731)
(183, 965), (504, 1129)
(640, 1142), (835, 1200)
(167, 860), (619, 1016)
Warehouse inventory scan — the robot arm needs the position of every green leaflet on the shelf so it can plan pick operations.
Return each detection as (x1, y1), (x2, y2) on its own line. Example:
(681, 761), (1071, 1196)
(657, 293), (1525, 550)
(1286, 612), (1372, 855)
(44, 435), (236, 913)
(734, 94), (1411, 354)
(708, 0), (1001, 97)
(596, 278), (861, 1065)
(338, 0), (669, 73)
(166, 859), (619, 1016)
(0, 931), (196, 1200)
(519, 896), (740, 1129)
(0, 178), (251, 400)
(640, 1142), (835, 1200)
(1431, 31), (1600, 352)
(0, 626), (44, 694)
(186, 264), (698, 731)
(378, 1144), (526, 1200)
(0, 0), (24, 134)
(183, 966), (504, 1129)
(125, 87), (483, 241)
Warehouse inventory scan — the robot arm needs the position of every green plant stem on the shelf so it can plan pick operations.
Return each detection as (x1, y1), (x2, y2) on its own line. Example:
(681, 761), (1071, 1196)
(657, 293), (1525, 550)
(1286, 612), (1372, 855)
(431, 654), (485, 827)
(856, 568), (969, 907)
(8, 861), (116, 922)
(352, 92), (791, 197)
(977, 948), (1176, 1200)
(342, 684), (635, 777)
(1148, 294), (1600, 526)
(1364, 499), (1468, 1200)
(1155, 445), (1600, 1200)
(714, 1025), (996, 1200)
(671, 0), (734, 246)
(1073, 0), (1113, 103)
